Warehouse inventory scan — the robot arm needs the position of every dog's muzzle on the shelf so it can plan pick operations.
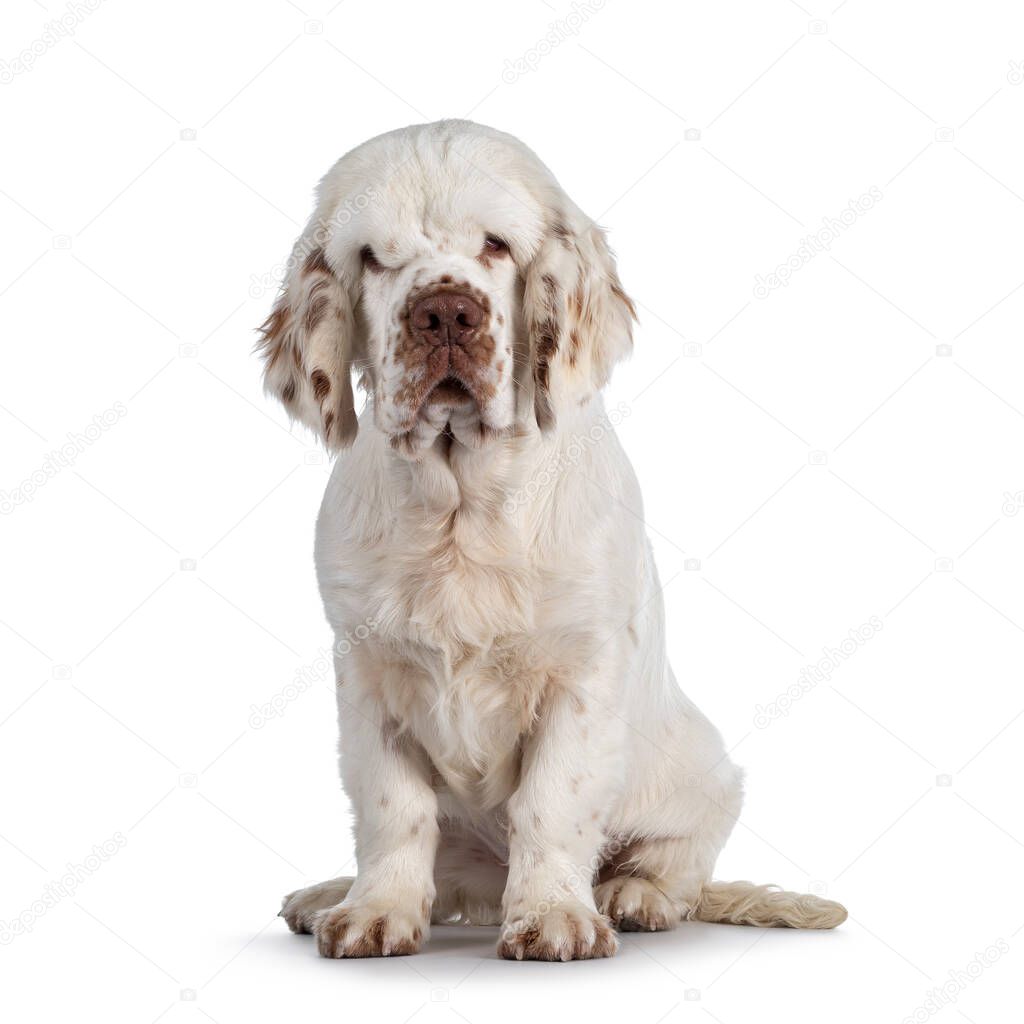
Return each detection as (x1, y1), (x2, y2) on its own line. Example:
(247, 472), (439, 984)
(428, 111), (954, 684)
(402, 285), (494, 411)
(409, 289), (484, 348)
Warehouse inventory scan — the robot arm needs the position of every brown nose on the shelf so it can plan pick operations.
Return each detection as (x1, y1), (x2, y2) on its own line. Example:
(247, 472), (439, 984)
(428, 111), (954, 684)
(410, 290), (484, 346)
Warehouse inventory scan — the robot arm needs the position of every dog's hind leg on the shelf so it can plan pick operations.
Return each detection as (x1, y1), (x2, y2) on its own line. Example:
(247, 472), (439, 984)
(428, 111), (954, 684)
(596, 775), (845, 931)
(596, 737), (744, 932)
(279, 876), (354, 934)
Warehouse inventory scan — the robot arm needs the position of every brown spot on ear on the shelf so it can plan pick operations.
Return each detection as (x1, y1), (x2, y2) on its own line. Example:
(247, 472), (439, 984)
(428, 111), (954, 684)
(303, 279), (330, 333)
(281, 378), (297, 404)
(311, 369), (331, 401)
(534, 320), (557, 405)
(551, 220), (573, 249)
(324, 410), (335, 436)
(303, 247), (331, 276)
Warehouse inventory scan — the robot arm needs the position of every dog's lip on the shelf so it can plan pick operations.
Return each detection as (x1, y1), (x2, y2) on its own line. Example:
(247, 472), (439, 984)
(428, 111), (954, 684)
(425, 375), (474, 405)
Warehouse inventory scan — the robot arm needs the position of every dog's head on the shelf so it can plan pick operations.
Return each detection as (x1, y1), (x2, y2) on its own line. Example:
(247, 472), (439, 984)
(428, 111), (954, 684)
(258, 120), (635, 456)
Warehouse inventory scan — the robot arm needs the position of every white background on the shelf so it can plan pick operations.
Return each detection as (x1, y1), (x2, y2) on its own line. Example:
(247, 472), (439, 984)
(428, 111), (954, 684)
(2, 0), (1023, 1021)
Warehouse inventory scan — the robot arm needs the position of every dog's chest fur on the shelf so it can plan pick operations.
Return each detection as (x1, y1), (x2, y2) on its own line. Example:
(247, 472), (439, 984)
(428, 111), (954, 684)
(355, 474), (554, 811)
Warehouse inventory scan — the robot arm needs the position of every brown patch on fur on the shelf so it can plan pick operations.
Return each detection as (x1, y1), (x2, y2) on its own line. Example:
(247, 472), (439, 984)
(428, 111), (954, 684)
(381, 716), (405, 752)
(303, 247), (332, 276)
(311, 369), (331, 401)
(551, 219), (573, 250)
(303, 279), (330, 334)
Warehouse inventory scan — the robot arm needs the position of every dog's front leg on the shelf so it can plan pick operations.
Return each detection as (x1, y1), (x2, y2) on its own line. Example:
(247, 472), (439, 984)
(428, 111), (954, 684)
(313, 684), (438, 958)
(499, 683), (623, 961)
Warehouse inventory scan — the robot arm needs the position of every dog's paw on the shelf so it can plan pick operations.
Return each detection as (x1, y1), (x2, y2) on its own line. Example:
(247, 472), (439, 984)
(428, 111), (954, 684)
(594, 877), (686, 932)
(279, 877), (355, 934)
(313, 900), (427, 958)
(497, 900), (618, 961)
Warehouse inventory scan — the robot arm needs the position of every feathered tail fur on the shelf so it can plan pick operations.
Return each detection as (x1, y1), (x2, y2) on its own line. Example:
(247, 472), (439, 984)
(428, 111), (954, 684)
(691, 881), (847, 929)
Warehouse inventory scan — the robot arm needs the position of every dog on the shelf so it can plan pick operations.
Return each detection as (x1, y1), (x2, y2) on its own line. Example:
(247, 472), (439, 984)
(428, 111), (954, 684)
(263, 120), (847, 961)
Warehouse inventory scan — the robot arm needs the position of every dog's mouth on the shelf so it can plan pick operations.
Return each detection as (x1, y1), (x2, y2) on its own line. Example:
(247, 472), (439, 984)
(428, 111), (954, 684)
(426, 375), (474, 406)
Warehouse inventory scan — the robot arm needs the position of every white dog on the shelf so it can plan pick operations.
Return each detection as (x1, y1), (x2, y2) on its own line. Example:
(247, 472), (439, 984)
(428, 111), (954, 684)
(264, 120), (846, 961)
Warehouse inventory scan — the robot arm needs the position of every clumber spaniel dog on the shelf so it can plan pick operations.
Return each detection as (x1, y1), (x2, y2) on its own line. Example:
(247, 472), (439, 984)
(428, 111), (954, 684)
(264, 120), (846, 961)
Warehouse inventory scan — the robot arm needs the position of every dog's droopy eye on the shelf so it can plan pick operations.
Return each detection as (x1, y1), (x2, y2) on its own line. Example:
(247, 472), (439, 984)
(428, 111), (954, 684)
(360, 246), (385, 272)
(482, 235), (509, 256)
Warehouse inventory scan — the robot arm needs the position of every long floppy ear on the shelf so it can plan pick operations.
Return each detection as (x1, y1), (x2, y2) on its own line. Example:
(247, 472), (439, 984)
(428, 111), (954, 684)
(524, 217), (636, 430)
(257, 241), (358, 451)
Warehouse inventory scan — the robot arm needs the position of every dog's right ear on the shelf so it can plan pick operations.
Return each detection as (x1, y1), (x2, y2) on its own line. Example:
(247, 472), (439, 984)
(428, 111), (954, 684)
(257, 241), (358, 451)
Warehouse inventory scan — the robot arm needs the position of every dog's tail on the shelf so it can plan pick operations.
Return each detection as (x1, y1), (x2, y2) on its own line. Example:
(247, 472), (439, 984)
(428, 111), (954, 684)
(690, 881), (847, 929)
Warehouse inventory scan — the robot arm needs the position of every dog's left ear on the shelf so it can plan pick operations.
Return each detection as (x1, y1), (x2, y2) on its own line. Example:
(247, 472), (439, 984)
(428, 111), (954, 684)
(257, 238), (360, 452)
(524, 216), (636, 430)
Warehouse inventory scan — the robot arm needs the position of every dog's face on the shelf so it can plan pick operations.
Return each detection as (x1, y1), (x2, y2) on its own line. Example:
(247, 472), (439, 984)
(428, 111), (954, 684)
(355, 173), (524, 451)
(259, 120), (635, 456)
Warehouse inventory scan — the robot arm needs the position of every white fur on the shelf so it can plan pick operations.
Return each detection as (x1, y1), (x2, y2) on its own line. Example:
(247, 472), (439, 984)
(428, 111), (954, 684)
(265, 121), (846, 961)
